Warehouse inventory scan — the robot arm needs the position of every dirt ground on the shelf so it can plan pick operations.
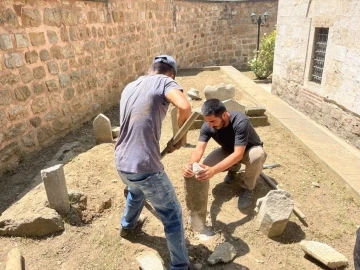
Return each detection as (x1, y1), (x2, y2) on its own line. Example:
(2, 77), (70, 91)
(0, 69), (359, 270)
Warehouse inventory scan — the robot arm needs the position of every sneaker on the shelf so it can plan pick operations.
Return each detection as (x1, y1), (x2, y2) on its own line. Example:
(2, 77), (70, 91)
(238, 188), (253, 209)
(224, 171), (237, 184)
(119, 214), (147, 237)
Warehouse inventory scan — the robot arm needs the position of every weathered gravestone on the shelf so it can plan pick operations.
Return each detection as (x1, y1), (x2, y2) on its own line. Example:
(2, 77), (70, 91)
(41, 164), (70, 215)
(204, 83), (235, 101)
(255, 190), (294, 237)
(300, 240), (348, 269)
(93, 113), (112, 144)
(223, 99), (245, 113)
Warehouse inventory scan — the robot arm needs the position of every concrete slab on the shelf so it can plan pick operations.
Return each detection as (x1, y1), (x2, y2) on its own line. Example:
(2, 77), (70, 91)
(221, 66), (360, 202)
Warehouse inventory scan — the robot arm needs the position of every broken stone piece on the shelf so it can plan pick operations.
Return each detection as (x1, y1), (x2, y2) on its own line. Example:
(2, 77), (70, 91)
(112, 126), (120, 139)
(187, 88), (201, 100)
(6, 248), (23, 270)
(192, 162), (203, 175)
(207, 242), (237, 265)
(300, 240), (348, 269)
(255, 190), (294, 237)
(136, 250), (166, 270)
(68, 189), (87, 210)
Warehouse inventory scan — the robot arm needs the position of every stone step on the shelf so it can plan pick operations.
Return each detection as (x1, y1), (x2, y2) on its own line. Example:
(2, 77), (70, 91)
(249, 115), (268, 127)
(245, 106), (266, 116)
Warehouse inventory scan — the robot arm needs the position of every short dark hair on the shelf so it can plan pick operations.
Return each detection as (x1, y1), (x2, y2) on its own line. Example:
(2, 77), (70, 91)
(201, 99), (227, 117)
(150, 62), (176, 76)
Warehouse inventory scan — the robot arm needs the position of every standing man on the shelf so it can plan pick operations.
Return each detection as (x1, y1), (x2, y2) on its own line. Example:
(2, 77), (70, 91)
(115, 55), (192, 270)
(183, 99), (267, 210)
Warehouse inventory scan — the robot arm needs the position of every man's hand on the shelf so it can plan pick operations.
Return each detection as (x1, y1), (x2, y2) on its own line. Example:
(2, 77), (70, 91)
(195, 164), (216, 181)
(182, 163), (194, 178)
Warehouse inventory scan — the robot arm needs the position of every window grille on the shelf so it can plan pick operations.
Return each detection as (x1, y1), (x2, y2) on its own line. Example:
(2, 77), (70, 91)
(311, 28), (329, 84)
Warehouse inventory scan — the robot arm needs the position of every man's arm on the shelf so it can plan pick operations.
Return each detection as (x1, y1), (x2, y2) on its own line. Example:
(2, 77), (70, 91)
(166, 89), (191, 146)
(196, 145), (245, 181)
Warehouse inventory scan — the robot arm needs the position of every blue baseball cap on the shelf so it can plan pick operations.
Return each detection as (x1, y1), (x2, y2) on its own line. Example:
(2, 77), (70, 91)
(153, 55), (177, 74)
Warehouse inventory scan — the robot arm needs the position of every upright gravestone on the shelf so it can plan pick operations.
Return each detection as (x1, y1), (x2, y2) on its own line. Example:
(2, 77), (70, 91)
(41, 164), (70, 215)
(93, 113), (113, 144)
(184, 163), (209, 232)
(223, 99), (246, 113)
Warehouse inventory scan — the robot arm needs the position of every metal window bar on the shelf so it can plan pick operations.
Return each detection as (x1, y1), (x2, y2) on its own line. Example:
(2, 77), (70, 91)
(311, 28), (329, 84)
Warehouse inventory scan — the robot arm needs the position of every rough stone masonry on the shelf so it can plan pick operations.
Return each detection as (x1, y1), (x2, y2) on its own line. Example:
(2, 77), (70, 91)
(0, 0), (277, 176)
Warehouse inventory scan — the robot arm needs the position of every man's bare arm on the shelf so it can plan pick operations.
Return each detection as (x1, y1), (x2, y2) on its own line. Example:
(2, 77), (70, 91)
(196, 145), (245, 181)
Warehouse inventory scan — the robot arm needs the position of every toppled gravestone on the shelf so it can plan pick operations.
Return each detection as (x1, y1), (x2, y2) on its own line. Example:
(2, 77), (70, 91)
(255, 190), (294, 237)
(207, 242), (237, 265)
(187, 88), (201, 100)
(136, 250), (166, 270)
(0, 184), (64, 237)
(223, 99), (245, 113)
(93, 113), (113, 144)
(204, 83), (235, 101)
(300, 240), (348, 269)
(0, 143), (87, 237)
(6, 248), (23, 270)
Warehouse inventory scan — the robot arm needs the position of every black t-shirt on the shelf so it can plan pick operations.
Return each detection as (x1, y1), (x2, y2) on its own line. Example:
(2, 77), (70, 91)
(199, 111), (263, 153)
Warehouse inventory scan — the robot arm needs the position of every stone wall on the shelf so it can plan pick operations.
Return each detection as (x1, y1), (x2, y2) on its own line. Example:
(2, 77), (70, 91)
(273, 0), (360, 149)
(0, 0), (277, 175)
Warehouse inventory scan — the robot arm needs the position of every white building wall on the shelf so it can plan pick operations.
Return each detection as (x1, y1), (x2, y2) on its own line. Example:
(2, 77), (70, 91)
(273, 0), (360, 148)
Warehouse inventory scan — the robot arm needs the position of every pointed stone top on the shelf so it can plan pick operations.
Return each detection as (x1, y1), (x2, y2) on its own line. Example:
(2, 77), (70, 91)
(223, 99), (245, 113)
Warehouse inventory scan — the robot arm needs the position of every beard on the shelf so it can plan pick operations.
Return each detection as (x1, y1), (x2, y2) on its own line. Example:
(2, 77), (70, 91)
(213, 118), (226, 130)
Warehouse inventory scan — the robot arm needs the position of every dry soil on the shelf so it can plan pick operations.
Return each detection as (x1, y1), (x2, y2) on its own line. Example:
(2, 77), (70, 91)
(0, 69), (358, 270)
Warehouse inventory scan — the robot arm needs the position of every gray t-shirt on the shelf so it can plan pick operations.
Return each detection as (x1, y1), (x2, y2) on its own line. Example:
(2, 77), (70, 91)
(114, 74), (182, 173)
(199, 111), (263, 153)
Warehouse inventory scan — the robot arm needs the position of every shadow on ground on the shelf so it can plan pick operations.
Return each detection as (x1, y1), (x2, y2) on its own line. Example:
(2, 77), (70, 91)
(0, 105), (120, 215)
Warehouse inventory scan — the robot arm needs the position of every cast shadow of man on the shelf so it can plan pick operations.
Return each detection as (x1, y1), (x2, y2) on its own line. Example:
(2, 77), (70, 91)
(124, 201), (251, 269)
(125, 230), (251, 270)
(210, 172), (306, 243)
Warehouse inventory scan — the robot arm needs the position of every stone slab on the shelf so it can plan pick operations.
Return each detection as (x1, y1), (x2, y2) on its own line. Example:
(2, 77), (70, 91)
(249, 115), (268, 127)
(136, 251), (166, 270)
(300, 240), (348, 269)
